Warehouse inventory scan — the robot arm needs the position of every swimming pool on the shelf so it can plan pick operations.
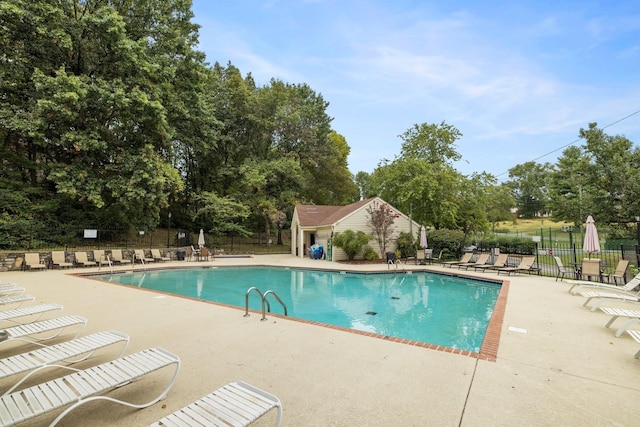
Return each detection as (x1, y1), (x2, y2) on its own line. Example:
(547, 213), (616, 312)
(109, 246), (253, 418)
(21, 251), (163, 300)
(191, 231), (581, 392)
(103, 267), (501, 353)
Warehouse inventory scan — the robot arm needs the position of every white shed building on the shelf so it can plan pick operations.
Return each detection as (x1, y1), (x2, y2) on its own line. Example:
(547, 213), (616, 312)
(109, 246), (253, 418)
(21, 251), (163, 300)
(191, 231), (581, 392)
(290, 197), (420, 261)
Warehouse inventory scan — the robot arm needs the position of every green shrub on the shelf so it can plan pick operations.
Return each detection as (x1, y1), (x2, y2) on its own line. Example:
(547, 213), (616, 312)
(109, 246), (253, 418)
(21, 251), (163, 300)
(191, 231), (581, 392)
(427, 229), (465, 260)
(362, 245), (378, 260)
(332, 230), (371, 260)
(396, 231), (416, 258)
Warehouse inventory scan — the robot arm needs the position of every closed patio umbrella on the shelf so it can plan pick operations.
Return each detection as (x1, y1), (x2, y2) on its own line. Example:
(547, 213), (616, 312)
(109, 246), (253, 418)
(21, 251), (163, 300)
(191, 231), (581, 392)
(420, 226), (428, 249)
(583, 215), (600, 258)
(198, 229), (205, 249)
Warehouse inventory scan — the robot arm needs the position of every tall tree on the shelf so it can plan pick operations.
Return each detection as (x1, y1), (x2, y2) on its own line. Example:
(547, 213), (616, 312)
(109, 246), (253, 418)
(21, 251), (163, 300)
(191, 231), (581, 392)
(366, 201), (397, 256)
(0, 0), (201, 231)
(506, 161), (551, 218)
(370, 121), (465, 229)
(548, 146), (592, 225)
(549, 123), (640, 226)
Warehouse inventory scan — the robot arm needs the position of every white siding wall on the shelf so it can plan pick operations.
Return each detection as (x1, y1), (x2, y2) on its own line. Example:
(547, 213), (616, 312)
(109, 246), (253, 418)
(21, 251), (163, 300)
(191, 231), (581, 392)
(332, 200), (419, 261)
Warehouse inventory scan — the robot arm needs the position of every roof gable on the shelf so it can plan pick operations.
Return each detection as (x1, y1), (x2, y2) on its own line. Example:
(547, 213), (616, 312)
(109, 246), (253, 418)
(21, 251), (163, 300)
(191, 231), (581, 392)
(294, 198), (375, 227)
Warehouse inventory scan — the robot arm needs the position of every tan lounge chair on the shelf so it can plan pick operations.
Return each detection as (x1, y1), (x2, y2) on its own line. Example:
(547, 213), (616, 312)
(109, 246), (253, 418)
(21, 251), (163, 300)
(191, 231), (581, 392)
(23, 253), (46, 271)
(74, 251), (97, 267)
(496, 256), (537, 276)
(441, 252), (472, 268)
(473, 253), (509, 272)
(111, 249), (132, 264)
(134, 249), (155, 263)
(580, 258), (602, 282)
(457, 253), (490, 270)
(51, 251), (73, 269)
(151, 249), (171, 262)
(93, 250), (112, 267)
(607, 259), (630, 284)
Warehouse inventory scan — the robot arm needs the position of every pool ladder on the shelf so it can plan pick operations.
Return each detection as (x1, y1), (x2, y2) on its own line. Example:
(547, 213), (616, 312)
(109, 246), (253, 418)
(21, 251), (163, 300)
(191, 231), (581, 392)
(244, 287), (288, 321)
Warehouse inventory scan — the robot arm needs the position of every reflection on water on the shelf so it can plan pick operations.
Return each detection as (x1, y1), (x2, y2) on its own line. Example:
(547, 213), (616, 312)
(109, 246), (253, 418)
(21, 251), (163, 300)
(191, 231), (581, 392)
(105, 267), (500, 352)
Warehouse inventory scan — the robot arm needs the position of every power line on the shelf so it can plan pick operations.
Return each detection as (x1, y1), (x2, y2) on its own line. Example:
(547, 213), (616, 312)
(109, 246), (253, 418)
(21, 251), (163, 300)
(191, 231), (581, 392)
(495, 109), (640, 178)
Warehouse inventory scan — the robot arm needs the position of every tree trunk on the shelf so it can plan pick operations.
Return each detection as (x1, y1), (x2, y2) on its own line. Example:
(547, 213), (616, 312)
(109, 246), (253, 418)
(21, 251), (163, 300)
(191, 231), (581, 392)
(264, 214), (271, 246)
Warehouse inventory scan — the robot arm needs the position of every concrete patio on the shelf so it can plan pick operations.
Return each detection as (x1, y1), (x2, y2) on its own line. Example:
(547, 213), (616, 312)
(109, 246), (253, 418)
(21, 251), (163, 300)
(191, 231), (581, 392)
(1, 254), (639, 426)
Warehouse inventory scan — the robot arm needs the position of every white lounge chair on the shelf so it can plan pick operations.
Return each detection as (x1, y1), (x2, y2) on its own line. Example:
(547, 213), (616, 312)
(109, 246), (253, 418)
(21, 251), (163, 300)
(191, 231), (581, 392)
(0, 303), (63, 325)
(580, 289), (640, 311)
(0, 315), (87, 347)
(0, 330), (130, 396)
(0, 283), (18, 292)
(627, 330), (640, 358)
(0, 284), (24, 297)
(74, 251), (97, 267)
(150, 380), (282, 427)
(599, 306), (640, 337)
(0, 295), (35, 309)
(568, 272), (640, 295)
(0, 347), (180, 426)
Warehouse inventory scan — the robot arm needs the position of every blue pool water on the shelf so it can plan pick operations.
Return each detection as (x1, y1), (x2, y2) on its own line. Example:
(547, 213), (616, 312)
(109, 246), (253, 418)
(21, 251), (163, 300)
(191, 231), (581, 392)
(103, 267), (501, 352)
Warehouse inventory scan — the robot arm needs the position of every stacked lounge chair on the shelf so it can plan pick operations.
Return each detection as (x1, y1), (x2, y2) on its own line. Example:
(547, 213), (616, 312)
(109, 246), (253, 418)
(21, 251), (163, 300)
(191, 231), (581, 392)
(0, 280), (284, 426)
(0, 347), (180, 426)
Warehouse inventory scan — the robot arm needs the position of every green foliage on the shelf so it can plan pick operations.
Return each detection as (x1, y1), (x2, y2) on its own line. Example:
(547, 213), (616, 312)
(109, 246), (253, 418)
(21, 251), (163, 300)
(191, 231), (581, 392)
(0, 1), (358, 246)
(362, 245), (378, 261)
(476, 236), (537, 255)
(427, 229), (465, 260)
(505, 161), (552, 218)
(395, 231), (416, 258)
(332, 230), (371, 260)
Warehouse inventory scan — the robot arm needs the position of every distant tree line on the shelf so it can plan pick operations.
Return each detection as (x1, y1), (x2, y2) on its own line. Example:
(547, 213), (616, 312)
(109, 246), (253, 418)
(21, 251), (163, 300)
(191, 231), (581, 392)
(0, 0), (358, 248)
(1, 1), (637, 251)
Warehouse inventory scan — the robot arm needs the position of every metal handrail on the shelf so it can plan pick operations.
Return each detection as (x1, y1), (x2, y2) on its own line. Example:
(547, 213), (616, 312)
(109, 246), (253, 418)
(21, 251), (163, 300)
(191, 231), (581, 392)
(244, 287), (270, 317)
(261, 290), (288, 321)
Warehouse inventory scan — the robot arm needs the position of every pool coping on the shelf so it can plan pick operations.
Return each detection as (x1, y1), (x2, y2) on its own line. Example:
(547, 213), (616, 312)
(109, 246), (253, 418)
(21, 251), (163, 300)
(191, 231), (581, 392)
(77, 264), (507, 361)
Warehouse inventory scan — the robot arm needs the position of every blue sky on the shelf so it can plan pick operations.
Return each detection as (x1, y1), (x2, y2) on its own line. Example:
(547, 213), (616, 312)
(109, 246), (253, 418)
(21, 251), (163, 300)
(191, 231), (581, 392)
(190, 0), (640, 181)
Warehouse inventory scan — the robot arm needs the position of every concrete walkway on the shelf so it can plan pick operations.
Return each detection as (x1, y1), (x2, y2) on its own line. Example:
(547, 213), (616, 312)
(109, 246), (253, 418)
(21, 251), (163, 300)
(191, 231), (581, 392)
(1, 254), (639, 426)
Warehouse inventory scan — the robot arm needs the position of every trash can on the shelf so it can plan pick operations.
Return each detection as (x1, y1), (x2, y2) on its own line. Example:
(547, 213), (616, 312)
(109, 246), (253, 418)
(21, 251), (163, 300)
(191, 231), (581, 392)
(176, 248), (186, 261)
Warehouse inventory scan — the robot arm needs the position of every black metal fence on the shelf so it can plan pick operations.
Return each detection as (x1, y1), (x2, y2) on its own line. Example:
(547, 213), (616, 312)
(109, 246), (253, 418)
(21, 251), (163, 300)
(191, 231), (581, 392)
(19, 225), (291, 255)
(475, 241), (640, 282)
